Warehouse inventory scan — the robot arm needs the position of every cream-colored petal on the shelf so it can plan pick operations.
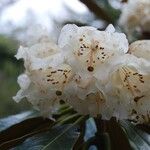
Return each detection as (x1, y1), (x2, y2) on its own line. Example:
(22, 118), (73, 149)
(59, 24), (128, 75)
(104, 56), (150, 123)
(129, 40), (150, 61)
(118, 0), (150, 35)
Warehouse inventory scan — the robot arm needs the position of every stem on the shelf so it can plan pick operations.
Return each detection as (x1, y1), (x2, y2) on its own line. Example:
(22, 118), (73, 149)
(80, 0), (114, 24)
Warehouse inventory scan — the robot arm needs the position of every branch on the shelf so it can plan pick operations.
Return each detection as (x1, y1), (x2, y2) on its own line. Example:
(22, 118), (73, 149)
(80, 0), (114, 24)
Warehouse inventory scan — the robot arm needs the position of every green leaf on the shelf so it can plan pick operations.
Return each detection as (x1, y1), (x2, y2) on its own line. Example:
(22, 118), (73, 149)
(0, 110), (84, 150)
(120, 120), (150, 150)
(11, 117), (84, 150)
(136, 124), (150, 134)
(0, 116), (54, 150)
(0, 111), (38, 131)
(104, 118), (132, 150)
(11, 125), (78, 150)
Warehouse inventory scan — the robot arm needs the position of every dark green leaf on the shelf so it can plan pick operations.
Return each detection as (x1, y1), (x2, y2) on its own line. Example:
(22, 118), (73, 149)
(136, 124), (150, 134)
(11, 125), (78, 150)
(98, 118), (132, 150)
(11, 117), (84, 150)
(120, 120), (150, 150)
(0, 116), (54, 150)
(0, 111), (38, 131)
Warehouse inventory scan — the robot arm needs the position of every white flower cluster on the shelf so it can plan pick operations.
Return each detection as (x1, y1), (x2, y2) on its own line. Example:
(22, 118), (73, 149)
(13, 24), (150, 123)
(119, 0), (150, 35)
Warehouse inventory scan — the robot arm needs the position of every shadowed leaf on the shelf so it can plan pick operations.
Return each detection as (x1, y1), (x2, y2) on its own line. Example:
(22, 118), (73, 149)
(120, 120), (150, 150)
(0, 111), (38, 131)
(11, 117), (83, 150)
(0, 116), (54, 150)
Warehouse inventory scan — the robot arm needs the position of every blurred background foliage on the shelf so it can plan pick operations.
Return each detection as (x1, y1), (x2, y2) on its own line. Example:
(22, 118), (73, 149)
(0, 35), (31, 117)
(0, 0), (149, 118)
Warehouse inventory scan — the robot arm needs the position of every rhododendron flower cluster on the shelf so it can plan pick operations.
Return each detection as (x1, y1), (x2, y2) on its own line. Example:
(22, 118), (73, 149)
(13, 24), (150, 124)
(119, 0), (150, 36)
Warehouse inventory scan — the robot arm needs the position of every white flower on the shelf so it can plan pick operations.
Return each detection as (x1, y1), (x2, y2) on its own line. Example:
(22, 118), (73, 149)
(14, 24), (150, 123)
(13, 63), (74, 117)
(15, 42), (63, 71)
(119, 0), (150, 34)
(58, 24), (128, 85)
(58, 24), (129, 118)
(129, 40), (150, 62)
(13, 74), (31, 103)
(66, 91), (106, 117)
(59, 24), (128, 72)
(104, 54), (150, 123)
(61, 72), (105, 117)
(14, 40), (74, 117)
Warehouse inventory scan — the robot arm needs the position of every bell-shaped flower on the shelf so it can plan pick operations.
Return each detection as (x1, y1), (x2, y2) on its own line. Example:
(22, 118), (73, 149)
(58, 24), (128, 85)
(129, 40), (150, 62)
(119, 0), (150, 35)
(13, 63), (74, 117)
(13, 39), (74, 117)
(63, 75), (106, 117)
(104, 54), (150, 123)
(15, 41), (63, 71)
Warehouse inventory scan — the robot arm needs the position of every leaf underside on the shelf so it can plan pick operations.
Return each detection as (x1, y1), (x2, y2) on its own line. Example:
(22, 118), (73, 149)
(0, 112), (150, 150)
